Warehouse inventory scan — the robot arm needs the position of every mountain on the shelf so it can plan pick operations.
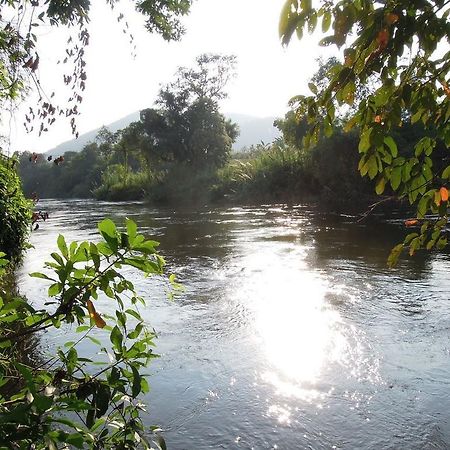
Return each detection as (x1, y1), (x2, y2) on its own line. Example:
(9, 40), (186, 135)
(227, 113), (280, 149)
(46, 111), (140, 156)
(45, 111), (280, 155)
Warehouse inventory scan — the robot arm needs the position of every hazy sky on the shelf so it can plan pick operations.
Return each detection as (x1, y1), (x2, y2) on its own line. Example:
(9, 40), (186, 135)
(7, 0), (335, 153)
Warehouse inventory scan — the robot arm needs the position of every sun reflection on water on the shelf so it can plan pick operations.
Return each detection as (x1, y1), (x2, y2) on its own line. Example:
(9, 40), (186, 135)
(237, 243), (352, 402)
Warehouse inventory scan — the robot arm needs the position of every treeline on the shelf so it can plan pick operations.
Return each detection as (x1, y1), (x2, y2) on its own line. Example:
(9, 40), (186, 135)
(18, 56), (446, 210)
(20, 116), (435, 210)
(20, 53), (238, 203)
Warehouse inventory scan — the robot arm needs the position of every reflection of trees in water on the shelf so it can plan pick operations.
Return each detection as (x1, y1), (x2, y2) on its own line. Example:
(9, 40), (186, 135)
(307, 211), (438, 278)
(304, 210), (450, 320)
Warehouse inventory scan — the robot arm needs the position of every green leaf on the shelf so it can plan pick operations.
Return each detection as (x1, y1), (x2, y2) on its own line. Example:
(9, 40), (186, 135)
(128, 323), (144, 340)
(51, 252), (64, 266)
(417, 195), (429, 218)
(411, 110), (422, 124)
(358, 128), (372, 153)
(318, 36), (336, 46)
(375, 176), (386, 195)
(48, 283), (62, 297)
(29, 272), (55, 281)
(322, 10), (331, 32)
(442, 165), (450, 180)
(57, 235), (68, 259)
(110, 326), (123, 351)
(125, 309), (142, 320)
(404, 233), (419, 244)
(388, 243), (403, 268)
(384, 136), (397, 157)
(131, 365), (141, 398)
(126, 217), (137, 240)
(65, 433), (85, 449)
(390, 166), (402, 190)
(98, 219), (117, 238)
(368, 155), (378, 180)
(279, 0), (299, 45)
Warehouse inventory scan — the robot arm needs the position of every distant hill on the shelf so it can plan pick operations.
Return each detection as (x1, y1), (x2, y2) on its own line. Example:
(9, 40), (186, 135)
(227, 113), (280, 149)
(46, 111), (140, 156)
(45, 111), (280, 155)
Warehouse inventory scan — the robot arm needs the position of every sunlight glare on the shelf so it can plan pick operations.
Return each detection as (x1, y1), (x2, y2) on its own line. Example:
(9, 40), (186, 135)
(239, 245), (349, 400)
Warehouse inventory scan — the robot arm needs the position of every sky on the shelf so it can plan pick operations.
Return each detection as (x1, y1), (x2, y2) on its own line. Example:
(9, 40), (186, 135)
(6, 0), (336, 153)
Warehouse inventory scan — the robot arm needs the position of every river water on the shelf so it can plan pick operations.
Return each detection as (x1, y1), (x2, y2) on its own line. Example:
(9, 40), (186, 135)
(18, 199), (450, 449)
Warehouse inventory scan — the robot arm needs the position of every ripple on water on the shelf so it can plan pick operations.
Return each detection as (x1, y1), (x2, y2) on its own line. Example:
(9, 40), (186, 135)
(18, 200), (450, 449)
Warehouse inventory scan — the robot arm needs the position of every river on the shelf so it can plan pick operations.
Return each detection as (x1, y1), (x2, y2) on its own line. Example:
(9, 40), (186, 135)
(18, 199), (450, 449)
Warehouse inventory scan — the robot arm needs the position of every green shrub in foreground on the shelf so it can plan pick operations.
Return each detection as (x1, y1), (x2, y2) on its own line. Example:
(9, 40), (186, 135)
(0, 218), (178, 449)
(0, 156), (31, 262)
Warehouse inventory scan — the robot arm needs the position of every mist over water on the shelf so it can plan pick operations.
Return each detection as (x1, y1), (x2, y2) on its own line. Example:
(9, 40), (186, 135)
(19, 199), (450, 449)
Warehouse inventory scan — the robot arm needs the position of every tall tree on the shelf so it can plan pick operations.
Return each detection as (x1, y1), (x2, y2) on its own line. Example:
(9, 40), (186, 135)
(279, 0), (450, 264)
(131, 53), (239, 170)
(168, 53), (237, 102)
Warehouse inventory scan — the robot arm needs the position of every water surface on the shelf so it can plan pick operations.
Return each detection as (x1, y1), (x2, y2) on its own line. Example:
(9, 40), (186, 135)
(19, 200), (450, 449)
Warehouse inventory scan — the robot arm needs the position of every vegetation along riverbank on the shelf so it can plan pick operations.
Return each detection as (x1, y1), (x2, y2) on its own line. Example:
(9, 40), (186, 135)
(0, 0), (449, 448)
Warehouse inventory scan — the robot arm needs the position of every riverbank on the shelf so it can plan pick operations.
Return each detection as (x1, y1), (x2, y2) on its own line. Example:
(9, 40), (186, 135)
(18, 133), (378, 211)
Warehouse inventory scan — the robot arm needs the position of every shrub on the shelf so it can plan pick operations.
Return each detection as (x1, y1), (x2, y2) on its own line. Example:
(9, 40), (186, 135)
(0, 218), (176, 449)
(213, 143), (314, 203)
(0, 156), (31, 262)
(94, 166), (157, 201)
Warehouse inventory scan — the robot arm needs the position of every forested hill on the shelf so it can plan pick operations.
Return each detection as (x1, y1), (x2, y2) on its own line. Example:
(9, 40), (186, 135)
(46, 111), (140, 156)
(46, 112), (280, 155)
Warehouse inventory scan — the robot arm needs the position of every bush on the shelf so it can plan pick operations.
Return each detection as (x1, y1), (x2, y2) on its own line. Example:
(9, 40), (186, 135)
(212, 143), (314, 203)
(0, 156), (31, 262)
(0, 219), (175, 449)
(94, 165), (156, 201)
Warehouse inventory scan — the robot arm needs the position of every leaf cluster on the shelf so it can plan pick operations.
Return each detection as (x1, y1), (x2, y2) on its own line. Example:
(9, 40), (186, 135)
(0, 155), (31, 263)
(279, 0), (450, 265)
(0, 218), (171, 449)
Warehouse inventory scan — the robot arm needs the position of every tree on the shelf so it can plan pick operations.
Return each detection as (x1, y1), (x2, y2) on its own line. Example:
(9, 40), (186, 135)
(279, 0), (450, 265)
(129, 53), (239, 170)
(274, 111), (308, 148)
(168, 53), (237, 102)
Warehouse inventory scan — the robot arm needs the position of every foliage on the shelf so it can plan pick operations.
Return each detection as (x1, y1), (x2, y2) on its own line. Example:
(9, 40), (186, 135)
(213, 141), (309, 203)
(213, 131), (376, 207)
(19, 144), (106, 198)
(0, 0), (193, 142)
(132, 53), (238, 171)
(0, 218), (176, 449)
(273, 111), (308, 149)
(94, 166), (159, 201)
(0, 156), (31, 263)
(279, 0), (450, 265)
(166, 53), (237, 102)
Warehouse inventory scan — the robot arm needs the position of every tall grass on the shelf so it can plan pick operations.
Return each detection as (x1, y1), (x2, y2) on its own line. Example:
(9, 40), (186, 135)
(94, 165), (158, 201)
(212, 142), (316, 203)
